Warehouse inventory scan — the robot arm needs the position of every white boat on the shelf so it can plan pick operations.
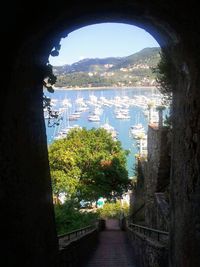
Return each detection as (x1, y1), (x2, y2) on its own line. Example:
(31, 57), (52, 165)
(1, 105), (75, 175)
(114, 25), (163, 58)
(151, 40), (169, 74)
(88, 115), (100, 122)
(75, 97), (88, 112)
(115, 113), (131, 119)
(68, 111), (81, 121)
(115, 107), (130, 119)
(114, 108), (129, 115)
(76, 106), (89, 112)
(69, 115), (79, 120)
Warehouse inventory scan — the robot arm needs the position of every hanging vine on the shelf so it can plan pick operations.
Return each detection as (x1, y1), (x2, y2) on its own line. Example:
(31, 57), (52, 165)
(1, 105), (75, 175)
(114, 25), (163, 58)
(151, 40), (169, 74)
(43, 44), (62, 127)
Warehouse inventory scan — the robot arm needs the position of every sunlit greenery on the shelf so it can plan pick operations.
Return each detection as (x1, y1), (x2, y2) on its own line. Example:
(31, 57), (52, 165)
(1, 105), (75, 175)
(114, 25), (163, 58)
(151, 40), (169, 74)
(54, 199), (130, 235)
(98, 200), (129, 219)
(49, 128), (130, 202)
(54, 200), (98, 235)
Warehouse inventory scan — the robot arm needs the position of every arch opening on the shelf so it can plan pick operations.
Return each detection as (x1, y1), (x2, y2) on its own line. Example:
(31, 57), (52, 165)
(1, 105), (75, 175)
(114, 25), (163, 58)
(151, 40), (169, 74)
(43, 22), (174, 238)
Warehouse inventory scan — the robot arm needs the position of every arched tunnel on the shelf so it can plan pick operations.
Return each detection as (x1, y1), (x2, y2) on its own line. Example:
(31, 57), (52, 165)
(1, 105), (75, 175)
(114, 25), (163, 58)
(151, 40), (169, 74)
(1, 1), (200, 266)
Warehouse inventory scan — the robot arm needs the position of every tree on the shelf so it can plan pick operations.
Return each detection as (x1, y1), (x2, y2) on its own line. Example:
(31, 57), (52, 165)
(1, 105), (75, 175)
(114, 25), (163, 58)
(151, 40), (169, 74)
(152, 49), (178, 129)
(49, 144), (81, 201)
(48, 128), (130, 202)
(152, 50), (174, 105)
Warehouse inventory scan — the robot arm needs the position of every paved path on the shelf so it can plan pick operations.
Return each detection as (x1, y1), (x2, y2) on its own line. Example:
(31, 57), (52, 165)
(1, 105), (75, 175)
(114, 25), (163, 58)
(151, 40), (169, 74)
(83, 220), (137, 267)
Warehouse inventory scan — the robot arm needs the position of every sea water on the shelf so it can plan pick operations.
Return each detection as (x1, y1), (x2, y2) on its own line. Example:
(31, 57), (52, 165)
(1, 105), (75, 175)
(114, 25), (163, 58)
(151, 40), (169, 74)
(44, 87), (161, 178)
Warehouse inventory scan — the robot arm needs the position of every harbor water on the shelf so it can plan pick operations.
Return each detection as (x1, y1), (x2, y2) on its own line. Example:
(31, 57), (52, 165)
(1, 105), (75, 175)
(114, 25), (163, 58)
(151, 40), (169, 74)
(44, 87), (163, 178)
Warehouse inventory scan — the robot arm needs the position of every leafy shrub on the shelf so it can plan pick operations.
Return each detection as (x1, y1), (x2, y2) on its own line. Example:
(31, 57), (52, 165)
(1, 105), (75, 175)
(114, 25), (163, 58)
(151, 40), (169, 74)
(54, 200), (98, 235)
(98, 200), (129, 219)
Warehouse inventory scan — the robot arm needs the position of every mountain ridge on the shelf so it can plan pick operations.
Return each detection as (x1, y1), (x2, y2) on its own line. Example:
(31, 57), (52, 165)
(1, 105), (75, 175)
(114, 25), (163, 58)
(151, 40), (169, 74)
(53, 47), (161, 88)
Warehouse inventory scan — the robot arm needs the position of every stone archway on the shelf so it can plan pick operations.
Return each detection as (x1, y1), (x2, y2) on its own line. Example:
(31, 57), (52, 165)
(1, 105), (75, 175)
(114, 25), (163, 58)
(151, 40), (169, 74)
(1, 1), (200, 267)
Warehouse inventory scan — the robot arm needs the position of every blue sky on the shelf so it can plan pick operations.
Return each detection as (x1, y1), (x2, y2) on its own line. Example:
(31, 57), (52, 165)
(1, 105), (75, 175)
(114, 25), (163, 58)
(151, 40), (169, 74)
(49, 23), (159, 66)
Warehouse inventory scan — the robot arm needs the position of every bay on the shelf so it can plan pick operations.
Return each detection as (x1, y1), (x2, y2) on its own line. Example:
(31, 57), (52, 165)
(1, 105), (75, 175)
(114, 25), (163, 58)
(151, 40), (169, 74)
(44, 87), (161, 178)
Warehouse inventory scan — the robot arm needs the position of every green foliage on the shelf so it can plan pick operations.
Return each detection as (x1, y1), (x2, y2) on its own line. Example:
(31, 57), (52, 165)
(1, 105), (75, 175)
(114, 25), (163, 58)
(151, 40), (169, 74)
(55, 70), (156, 88)
(98, 201), (129, 219)
(112, 47), (161, 70)
(43, 94), (63, 127)
(54, 200), (98, 235)
(43, 63), (57, 92)
(43, 64), (62, 126)
(48, 128), (130, 202)
(152, 49), (177, 127)
(152, 51), (174, 105)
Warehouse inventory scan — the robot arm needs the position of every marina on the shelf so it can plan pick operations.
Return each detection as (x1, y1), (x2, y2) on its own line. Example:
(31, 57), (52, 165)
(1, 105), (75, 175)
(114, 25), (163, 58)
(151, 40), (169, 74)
(44, 87), (168, 177)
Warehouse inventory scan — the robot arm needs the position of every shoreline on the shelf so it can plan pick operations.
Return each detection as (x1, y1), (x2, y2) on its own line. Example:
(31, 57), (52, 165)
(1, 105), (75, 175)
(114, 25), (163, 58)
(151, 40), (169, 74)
(52, 85), (157, 91)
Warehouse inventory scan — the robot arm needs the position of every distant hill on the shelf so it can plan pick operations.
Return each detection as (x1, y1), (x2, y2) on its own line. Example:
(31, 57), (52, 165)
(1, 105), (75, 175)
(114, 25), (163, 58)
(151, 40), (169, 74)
(111, 47), (161, 70)
(53, 57), (122, 75)
(53, 47), (161, 88)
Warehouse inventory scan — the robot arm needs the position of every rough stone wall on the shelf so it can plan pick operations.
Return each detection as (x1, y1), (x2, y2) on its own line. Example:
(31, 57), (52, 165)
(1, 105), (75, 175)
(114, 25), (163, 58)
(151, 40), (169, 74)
(169, 50), (200, 267)
(127, 228), (168, 267)
(154, 193), (169, 231)
(132, 125), (170, 229)
(157, 128), (171, 192)
(145, 125), (170, 228)
(59, 229), (98, 267)
(146, 125), (170, 193)
(131, 159), (147, 224)
(146, 125), (160, 201)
